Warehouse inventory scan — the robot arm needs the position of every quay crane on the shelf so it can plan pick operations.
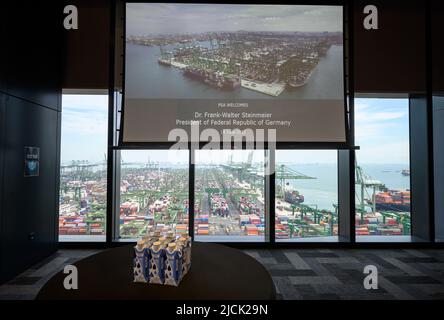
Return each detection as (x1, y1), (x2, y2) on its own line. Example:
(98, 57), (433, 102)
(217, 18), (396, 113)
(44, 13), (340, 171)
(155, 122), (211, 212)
(275, 164), (315, 199)
(355, 162), (385, 223)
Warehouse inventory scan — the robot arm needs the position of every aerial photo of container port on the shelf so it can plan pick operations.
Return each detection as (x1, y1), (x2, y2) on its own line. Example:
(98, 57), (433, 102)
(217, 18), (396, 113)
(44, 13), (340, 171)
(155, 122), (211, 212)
(125, 4), (343, 101)
(58, 151), (411, 241)
(127, 31), (342, 97)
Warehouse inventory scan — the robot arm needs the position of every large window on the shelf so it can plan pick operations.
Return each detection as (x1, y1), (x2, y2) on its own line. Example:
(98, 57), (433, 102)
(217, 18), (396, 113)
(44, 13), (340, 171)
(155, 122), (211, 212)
(275, 150), (338, 241)
(355, 98), (411, 240)
(194, 150), (265, 242)
(59, 94), (108, 242)
(60, 97), (413, 243)
(118, 150), (189, 240)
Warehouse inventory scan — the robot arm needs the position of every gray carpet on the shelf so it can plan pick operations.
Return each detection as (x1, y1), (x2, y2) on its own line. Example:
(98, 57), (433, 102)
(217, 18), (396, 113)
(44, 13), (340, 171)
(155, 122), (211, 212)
(1, 247), (444, 300)
(243, 248), (444, 300)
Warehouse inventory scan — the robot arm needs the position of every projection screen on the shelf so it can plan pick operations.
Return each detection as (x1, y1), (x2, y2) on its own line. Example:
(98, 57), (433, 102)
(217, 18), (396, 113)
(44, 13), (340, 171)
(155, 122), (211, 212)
(123, 3), (346, 143)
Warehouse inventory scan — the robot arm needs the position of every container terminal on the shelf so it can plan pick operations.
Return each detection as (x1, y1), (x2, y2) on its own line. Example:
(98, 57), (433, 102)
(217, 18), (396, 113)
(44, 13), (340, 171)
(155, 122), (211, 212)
(59, 158), (410, 239)
(127, 31), (342, 97)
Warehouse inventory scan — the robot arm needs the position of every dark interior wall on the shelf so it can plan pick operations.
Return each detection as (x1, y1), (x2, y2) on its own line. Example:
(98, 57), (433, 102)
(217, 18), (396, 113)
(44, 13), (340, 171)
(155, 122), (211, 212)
(353, 0), (426, 93)
(2, 4), (61, 110)
(63, 0), (110, 89)
(432, 0), (444, 93)
(0, 97), (60, 282)
(0, 5), (5, 94)
(0, 3), (62, 284)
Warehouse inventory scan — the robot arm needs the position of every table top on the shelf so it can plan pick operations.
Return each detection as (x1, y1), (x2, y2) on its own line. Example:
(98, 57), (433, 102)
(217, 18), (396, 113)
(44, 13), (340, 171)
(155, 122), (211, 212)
(36, 242), (276, 300)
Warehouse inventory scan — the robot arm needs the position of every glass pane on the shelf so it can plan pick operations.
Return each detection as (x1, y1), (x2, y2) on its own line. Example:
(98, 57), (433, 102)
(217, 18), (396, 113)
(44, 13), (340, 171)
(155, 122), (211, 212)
(118, 150), (189, 240)
(275, 150), (338, 241)
(355, 98), (411, 240)
(59, 95), (108, 242)
(434, 96), (444, 242)
(195, 150), (265, 242)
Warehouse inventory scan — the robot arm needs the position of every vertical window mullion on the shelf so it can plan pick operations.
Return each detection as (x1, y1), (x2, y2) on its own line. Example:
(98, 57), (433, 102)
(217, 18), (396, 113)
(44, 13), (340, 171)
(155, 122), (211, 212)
(189, 147), (195, 240)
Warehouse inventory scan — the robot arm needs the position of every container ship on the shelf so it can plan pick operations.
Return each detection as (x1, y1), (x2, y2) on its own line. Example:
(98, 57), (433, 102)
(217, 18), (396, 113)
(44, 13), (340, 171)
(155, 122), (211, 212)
(183, 66), (240, 90)
(284, 190), (304, 204)
(280, 53), (319, 89)
(285, 68), (315, 89)
(401, 169), (410, 176)
(373, 190), (410, 212)
(286, 76), (309, 89)
(157, 58), (171, 66)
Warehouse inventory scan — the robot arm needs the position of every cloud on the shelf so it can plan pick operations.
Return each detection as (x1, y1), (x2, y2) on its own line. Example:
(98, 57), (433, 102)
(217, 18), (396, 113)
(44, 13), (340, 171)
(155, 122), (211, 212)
(62, 111), (107, 135)
(126, 3), (343, 35)
(355, 100), (406, 123)
(355, 111), (406, 122)
(354, 98), (410, 164)
(61, 95), (108, 141)
(357, 141), (410, 164)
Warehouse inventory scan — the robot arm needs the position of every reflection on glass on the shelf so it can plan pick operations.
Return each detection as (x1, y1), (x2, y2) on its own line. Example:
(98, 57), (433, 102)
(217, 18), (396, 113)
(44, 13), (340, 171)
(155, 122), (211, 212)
(195, 150), (265, 242)
(275, 150), (338, 241)
(433, 96), (444, 242)
(355, 98), (411, 238)
(118, 150), (189, 239)
(59, 95), (108, 242)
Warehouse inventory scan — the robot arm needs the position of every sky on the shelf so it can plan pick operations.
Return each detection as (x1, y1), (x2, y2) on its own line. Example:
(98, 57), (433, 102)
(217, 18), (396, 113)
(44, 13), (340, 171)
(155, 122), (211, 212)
(354, 98), (409, 165)
(61, 94), (108, 164)
(126, 3), (343, 36)
(61, 95), (410, 165)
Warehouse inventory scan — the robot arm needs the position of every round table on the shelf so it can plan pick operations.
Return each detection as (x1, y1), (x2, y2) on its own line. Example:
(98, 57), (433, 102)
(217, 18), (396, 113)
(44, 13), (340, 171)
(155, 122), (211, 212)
(36, 242), (276, 300)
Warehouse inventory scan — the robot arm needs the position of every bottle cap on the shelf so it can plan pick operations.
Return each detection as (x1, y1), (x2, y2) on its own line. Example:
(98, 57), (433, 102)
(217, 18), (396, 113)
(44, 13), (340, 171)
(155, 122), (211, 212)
(136, 240), (144, 249)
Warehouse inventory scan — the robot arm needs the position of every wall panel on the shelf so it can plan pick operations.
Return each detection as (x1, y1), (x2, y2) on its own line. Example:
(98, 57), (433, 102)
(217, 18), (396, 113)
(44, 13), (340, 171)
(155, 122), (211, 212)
(63, 0), (110, 89)
(0, 2), (61, 284)
(354, 0), (426, 93)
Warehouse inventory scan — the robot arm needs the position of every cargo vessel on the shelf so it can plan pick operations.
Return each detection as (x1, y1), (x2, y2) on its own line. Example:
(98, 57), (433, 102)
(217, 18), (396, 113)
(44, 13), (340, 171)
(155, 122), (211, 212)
(157, 58), (171, 66)
(285, 68), (315, 89)
(373, 190), (410, 212)
(183, 66), (240, 90)
(286, 75), (310, 89)
(284, 190), (304, 204)
(401, 169), (410, 176)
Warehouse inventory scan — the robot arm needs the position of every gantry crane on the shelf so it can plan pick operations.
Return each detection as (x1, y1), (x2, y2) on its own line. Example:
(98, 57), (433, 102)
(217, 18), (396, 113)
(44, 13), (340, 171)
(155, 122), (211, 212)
(355, 161), (385, 222)
(275, 164), (315, 199)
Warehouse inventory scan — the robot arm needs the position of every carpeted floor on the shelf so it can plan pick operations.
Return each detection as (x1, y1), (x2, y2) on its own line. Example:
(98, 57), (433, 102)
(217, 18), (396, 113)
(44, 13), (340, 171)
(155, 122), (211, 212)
(243, 248), (444, 300)
(1, 247), (444, 300)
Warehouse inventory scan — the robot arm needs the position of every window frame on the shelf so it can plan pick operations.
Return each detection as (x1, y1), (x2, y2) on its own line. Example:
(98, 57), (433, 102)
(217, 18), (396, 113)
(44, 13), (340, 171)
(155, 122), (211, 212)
(58, 90), (109, 243)
(353, 94), (412, 242)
